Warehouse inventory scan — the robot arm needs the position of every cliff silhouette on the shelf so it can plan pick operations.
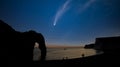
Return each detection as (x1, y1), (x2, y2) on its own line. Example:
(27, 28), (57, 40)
(0, 20), (46, 66)
(84, 43), (95, 49)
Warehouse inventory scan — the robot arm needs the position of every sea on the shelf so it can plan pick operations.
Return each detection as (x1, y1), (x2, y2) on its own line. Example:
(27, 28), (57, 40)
(33, 47), (103, 61)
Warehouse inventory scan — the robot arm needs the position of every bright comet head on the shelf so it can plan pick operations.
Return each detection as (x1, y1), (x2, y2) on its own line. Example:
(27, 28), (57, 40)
(53, 23), (56, 26)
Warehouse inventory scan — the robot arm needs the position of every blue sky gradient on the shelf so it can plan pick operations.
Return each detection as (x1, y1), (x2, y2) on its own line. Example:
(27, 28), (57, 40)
(0, 0), (120, 46)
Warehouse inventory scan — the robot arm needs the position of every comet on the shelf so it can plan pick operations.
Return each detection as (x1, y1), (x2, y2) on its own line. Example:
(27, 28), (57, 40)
(53, 0), (72, 26)
(78, 0), (96, 13)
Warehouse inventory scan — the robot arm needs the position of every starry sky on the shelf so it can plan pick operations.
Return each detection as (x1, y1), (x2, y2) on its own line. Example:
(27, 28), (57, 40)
(0, 0), (120, 46)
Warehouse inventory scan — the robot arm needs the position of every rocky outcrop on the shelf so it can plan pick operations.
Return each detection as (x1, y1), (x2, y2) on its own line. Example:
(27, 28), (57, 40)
(0, 20), (46, 66)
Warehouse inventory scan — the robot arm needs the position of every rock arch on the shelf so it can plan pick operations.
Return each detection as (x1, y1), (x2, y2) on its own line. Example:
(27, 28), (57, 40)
(0, 20), (46, 63)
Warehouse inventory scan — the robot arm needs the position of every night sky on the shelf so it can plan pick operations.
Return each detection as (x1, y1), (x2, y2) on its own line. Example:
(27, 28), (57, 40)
(0, 0), (120, 46)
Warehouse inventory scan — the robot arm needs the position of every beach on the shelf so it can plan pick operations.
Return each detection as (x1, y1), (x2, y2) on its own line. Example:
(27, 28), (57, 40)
(33, 46), (102, 61)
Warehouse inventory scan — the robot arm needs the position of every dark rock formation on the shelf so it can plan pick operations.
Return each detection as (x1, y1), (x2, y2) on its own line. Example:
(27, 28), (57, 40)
(0, 20), (46, 66)
(94, 36), (120, 54)
(84, 43), (95, 49)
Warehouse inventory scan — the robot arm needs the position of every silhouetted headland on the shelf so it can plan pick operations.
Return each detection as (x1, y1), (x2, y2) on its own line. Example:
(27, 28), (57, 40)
(0, 20), (46, 66)
(84, 43), (95, 49)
